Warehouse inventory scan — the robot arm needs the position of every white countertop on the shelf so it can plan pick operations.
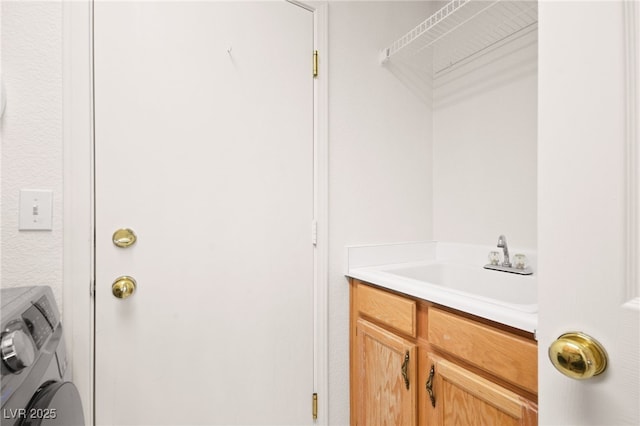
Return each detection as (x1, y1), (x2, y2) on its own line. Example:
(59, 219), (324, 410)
(345, 242), (538, 334)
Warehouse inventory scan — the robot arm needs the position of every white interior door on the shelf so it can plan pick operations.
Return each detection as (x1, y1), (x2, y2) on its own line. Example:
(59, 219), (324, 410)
(94, 2), (315, 425)
(538, 1), (639, 424)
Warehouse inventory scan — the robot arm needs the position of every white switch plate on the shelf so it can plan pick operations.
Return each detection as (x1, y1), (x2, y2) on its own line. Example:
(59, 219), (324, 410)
(19, 189), (53, 231)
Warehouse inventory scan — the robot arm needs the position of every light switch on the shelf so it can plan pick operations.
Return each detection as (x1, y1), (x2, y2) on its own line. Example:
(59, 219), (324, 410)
(19, 190), (53, 231)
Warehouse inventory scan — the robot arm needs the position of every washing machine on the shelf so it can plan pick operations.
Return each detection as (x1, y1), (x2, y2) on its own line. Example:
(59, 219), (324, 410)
(1, 286), (84, 426)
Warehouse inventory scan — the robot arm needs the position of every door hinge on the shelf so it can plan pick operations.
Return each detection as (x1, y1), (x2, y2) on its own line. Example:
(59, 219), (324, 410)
(313, 50), (319, 78)
(90, 279), (96, 297)
(312, 393), (318, 420)
(312, 219), (318, 246)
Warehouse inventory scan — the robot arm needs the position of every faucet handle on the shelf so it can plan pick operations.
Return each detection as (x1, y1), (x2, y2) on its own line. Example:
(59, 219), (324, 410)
(513, 254), (527, 269)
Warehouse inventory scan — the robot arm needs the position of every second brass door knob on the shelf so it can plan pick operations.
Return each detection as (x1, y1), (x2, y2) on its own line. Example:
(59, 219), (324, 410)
(112, 276), (137, 299)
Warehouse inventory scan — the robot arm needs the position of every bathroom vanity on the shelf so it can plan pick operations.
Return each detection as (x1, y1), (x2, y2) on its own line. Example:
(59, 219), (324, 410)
(347, 241), (538, 425)
(349, 279), (538, 426)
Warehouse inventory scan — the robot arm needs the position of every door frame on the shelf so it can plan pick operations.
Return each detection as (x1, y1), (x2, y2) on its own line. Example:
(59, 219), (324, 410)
(62, 1), (329, 424)
(624, 0), (639, 307)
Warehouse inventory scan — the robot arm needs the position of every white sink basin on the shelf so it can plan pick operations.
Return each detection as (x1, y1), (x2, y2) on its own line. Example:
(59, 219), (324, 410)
(345, 242), (538, 332)
(381, 262), (537, 313)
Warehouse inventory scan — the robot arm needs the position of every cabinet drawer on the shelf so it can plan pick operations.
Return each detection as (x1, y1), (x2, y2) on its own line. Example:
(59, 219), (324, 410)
(356, 282), (416, 337)
(428, 307), (537, 394)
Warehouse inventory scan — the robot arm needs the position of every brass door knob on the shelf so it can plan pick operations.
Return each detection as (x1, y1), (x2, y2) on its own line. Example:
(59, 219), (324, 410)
(112, 276), (137, 299)
(548, 332), (607, 380)
(112, 228), (137, 248)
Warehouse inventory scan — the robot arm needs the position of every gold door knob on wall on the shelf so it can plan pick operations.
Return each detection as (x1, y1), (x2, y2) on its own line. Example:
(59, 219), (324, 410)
(112, 276), (137, 299)
(112, 228), (137, 248)
(548, 332), (607, 380)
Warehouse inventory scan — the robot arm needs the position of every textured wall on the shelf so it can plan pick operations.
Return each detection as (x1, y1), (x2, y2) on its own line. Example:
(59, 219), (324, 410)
(1, 1), (64, 308)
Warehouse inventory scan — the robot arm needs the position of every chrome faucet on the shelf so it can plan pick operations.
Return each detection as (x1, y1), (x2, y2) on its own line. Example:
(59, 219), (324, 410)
(497, 235), (511, 267)
(484, 235), (532, 275)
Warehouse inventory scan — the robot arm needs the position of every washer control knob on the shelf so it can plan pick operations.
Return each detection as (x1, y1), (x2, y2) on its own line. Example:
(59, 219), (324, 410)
(1, 329), (36, 372)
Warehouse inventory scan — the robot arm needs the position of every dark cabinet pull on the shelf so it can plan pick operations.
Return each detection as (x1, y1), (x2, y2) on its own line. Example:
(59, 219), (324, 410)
(401, 351), (410, 390)
(426, 364), (436, 407)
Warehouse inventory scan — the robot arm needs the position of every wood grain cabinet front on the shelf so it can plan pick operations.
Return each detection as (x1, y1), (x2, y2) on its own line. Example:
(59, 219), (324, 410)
(427, 307), (538, 395)
(422, 352), (538, 426)
(350, 279), (538, 426)
(355, 319), (417, 426)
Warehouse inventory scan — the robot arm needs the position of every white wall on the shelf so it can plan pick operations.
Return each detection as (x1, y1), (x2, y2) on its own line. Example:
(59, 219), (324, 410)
(432, 28), (538, 249)
(1, 2), (64, 305)
(328, 2), (433, 424)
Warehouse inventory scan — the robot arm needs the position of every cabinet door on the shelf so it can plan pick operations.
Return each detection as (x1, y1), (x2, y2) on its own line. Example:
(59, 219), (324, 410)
(355, 318), (417, 426)
(424, 354), (537, 426)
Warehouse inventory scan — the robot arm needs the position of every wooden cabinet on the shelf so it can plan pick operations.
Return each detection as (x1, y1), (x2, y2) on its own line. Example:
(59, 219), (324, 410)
(422, 353), (537, 426)
(426, 307), (537, 395)
(350, 279), (538, 426)
(350, 282), (418, 425)
(355, 319), (417, 426)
